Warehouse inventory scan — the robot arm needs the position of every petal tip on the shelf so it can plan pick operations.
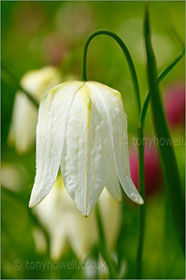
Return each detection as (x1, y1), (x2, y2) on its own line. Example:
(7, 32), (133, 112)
(78, 205), (91, 217)
(82, 208), (91, 217)
(28, 191), (40, 208)
(138, 196), (144, 205)
(83, 214), (89, 218)
(28, 199), (36, 208)
(28, 202), (34, 208)
(131, 193), (144, 205)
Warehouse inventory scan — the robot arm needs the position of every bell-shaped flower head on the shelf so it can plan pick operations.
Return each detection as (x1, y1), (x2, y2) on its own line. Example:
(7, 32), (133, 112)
(8, 66), (61, 153)
(29, 81), (143, 216)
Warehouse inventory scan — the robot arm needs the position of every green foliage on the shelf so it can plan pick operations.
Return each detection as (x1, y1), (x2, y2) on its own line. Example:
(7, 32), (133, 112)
(1, 1), (185, 279)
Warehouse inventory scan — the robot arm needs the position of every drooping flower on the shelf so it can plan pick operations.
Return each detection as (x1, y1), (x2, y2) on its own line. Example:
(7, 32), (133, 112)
(8, 66), (61, 153)
(33, 176), (121, 260)
(29, 81), (143, 216)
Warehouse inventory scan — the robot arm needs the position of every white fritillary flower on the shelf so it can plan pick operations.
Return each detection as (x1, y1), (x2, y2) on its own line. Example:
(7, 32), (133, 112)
(29, 81), (143, 216)
(8, 66), (61, 153)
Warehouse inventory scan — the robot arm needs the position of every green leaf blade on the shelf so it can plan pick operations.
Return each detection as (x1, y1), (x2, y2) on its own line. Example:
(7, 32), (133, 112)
(144, 7), (185, 251)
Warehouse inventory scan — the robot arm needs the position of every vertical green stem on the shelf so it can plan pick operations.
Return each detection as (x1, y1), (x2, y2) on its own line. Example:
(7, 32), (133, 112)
(136, 127), (146, 278)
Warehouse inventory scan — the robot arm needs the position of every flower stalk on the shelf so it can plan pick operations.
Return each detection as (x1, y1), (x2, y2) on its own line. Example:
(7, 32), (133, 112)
(136, 127), (145, 278)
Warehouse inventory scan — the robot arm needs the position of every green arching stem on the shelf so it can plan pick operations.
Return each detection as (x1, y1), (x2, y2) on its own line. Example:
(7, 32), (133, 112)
(81, 30), (141, 113)
(95, 204), (118, 279)
(1, 64), (39, 109)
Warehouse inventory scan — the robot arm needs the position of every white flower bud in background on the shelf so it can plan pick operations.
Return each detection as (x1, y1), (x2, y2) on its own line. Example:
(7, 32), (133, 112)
(29, 81), (143, 216)
(33, 176), (121, 261)
(8, 66), (61, 153)
(32, 226), (47, 254)
(1, 163), (22, 191)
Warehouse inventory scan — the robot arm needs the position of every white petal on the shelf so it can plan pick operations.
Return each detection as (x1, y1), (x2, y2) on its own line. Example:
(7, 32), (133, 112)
(8, 92), (38, 153)
(60, 84), (106, 216)
(87, 82), (143, 205)
(106, 175), (122, 201)
(99, 188), (121, 250)
(88, 84), (122, 201)
(29, 81), (83, 207)
(34, 180), (68, 260)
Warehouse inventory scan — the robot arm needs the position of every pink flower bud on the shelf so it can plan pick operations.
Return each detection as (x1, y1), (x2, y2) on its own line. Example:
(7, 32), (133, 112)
(129, 146), (163, 196)
(164, 83), (185, 128)
(43, 33), (68, 66)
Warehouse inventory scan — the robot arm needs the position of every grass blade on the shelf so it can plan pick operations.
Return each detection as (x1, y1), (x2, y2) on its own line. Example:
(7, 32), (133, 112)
(139, 50), (185, 129)
(144, 7), (184, 251)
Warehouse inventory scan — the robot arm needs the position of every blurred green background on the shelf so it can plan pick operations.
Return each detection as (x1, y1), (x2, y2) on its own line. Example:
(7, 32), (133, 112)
(1, 1), (185, 279)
